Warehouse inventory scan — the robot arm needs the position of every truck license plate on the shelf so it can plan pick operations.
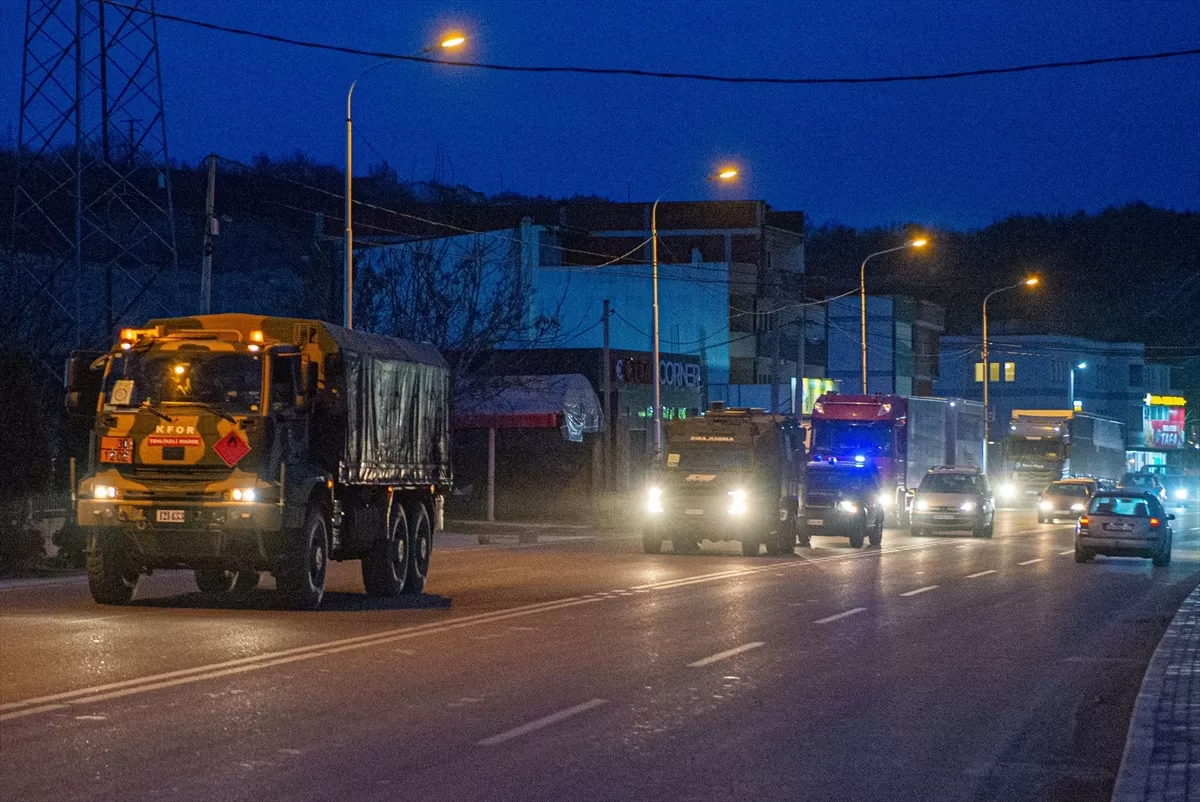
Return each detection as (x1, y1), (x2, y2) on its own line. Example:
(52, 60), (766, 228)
(156, 509), (185, 523)
(685, 508), (704, 516)
(807, 518), (824, 526)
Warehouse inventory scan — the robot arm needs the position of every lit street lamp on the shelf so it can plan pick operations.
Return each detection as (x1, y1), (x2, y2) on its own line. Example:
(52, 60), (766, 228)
(859, 238), (927, 393)
(651, 166), (739, 459)
(1069, 362), (1087, 412)
(344, 32), (465, 329)
(981, 276), (1040, 461)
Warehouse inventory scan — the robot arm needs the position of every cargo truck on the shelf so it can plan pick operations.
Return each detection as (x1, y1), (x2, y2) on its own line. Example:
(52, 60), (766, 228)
(808, 394), (986, 524)
(643, 405), (807, 556)
(66, 313), (451, 609)
(997, 410), (1124, 504)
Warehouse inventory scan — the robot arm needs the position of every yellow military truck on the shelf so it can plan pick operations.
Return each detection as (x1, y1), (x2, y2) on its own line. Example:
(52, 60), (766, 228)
(66, 314), (451, 609)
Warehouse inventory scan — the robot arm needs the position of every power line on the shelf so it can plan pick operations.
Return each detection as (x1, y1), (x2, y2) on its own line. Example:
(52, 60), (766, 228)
(100, 0), (1200, 87)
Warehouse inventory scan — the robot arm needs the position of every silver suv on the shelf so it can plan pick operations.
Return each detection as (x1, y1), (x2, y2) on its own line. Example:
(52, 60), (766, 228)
(1075, 491), (1174, 565)
(910, 466), (995, 538)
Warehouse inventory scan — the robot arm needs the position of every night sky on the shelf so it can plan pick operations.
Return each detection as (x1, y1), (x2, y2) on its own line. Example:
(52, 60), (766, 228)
(2, 0), (1198, 230)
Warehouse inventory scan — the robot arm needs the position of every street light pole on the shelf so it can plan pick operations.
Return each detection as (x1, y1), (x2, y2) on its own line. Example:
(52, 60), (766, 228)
(981, 277), (1040, 460)
(859, 239), (927, 394)
(650, 168), (739, 461)
(343, 34), (465, 329)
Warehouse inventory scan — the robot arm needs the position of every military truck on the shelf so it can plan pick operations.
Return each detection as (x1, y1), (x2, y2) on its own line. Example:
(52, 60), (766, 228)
(643, 405), (806, 556)
(66, 313), (451, 609)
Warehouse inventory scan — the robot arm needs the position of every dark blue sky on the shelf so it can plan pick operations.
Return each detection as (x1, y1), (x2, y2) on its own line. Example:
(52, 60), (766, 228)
(3, 0), (1198, 229)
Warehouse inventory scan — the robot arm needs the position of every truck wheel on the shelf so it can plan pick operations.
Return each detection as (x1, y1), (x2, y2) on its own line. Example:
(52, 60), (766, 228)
(86, 530), (138, 605)
(402, 502), (432, 595)
(797, 533), (812, 548)
(234, 571), (260, 592)
(642, 533), (663, 554)
(276, 505), (329, 610)
(848, 529), (865, 549)
(194, 569), (238, 594)
(777, 528), (796, 554)
(741, 537), (761, 557)
(868, 519), (883, 547)
(362, 504), (409, 597)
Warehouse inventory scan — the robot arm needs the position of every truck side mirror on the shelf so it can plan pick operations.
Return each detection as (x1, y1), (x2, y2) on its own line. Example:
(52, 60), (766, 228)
(64, 350), (105, 415)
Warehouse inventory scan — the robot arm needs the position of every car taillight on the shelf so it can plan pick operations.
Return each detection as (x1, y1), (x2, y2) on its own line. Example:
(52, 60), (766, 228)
(1149, 517), (1160, 528)
(1078, 515), (1089, 532)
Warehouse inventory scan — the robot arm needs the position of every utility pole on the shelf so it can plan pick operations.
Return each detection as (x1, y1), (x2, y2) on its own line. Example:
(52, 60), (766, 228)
(200, 154), (217, 314)
(602, 300), (613, 490)
(769, 302), (781, 412)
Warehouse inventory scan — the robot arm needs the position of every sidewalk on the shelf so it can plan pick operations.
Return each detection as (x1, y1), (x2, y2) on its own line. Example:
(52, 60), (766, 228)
(1113, 584), (1200, 802)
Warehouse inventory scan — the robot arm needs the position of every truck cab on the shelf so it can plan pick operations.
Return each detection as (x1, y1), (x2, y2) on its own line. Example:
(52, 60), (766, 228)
(643, 406), (805, 557)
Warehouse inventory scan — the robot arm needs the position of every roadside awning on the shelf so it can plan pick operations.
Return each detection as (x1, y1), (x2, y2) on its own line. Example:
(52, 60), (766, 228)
(454, 374), (604, 442)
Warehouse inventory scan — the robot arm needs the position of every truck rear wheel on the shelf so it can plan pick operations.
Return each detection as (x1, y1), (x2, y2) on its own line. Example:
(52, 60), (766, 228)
(86, 530), (138, 605)
(194, 569), (238, 594)
(402, 502), (432, 595)
(362, 503), (409, 597)
(868, 518), (883, 547)
(234, 571), (260, 592)
(848, 528), (865, 549)
(277, 505), (329, 610)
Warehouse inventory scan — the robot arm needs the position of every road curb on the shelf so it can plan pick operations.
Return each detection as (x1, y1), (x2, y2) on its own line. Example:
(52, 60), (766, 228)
(1111, 583), (1200, 802)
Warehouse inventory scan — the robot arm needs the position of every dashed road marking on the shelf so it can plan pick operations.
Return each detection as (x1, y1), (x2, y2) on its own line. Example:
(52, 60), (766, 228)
(900, 585), (939, 597)
(1059, 550), (1075, 556)
(815, 607), (867, 624)
(688, 642), (765, 668)
(966, 570), (997, 579)
(1018, 558), (1043, 566)
(477, 699), (609, 746)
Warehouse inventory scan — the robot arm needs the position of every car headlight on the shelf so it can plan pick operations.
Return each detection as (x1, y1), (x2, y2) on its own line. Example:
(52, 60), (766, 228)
(230, 488), (257, 503)
(999, 483), (1015, 500)
(1174, 487), (1188, 501)
(837, 499), (858, 514)
(646, 486), (663, 514)
(93, 484), (118, 499)
(1070, 503), (1085, 512)
(960, 501), (976, 512)
(728, 489), (748, 515)
(876, 494), (889, 507)
(914, 498), (928, 512)
(1038, 500), (1052, 511)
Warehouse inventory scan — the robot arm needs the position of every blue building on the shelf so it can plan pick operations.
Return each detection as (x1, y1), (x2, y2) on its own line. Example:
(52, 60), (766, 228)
(826, 295), (945, 397)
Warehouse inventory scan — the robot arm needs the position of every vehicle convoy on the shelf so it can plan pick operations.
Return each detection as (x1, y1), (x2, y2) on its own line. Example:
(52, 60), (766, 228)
(799, 458), (886, 548)
(1037, 478), (1095, 523)
(910, 466), (995, 538)
(998, 410), (1125, 503)
(1075, 490), (1175, 566)
(67, 313), (451, 609)
(809, 394), (985, 524)
(644, 404), (806, 556)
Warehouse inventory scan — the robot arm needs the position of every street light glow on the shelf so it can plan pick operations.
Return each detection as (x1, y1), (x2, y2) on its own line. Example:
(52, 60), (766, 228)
(716, 168), (739, 180)
(440, 34), (466, 48)
(1077, 362), (1087, 369)
(910, 238), (928, 248)
(1024, 277), (1039, 286)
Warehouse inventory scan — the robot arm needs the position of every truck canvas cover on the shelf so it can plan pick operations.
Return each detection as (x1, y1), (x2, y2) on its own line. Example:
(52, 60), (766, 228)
(148, 314), (451, 487)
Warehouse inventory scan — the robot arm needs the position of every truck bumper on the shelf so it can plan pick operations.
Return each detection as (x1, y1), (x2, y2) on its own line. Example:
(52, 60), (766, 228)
(78, 499), (285, 570)
(645, 511), (760, 539)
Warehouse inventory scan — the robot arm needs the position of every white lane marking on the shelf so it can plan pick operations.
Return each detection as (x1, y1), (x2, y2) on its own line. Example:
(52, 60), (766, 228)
(688, 642), (765, 668)
(477, 699), (608, 746)
(900, 585), (939, 597)
(966, 570), (997, 579)
(1059, 550), (1075, 556)
(1017, 558), (1043, 566)
(815, 607), (867, 624)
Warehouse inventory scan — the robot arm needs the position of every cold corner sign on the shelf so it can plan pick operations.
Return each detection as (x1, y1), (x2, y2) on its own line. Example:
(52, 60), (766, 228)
(615, 357), (702, 388)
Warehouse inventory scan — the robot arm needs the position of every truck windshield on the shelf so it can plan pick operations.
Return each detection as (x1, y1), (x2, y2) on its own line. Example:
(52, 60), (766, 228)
(669, 445), (751, 471)
(1006, 439), (1063, 459)
(811, 421), (893, 456)
(103, 349), (262, 412)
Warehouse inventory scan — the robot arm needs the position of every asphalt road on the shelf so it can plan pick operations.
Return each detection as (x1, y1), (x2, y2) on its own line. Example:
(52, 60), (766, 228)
(2, 508), (1198, 802)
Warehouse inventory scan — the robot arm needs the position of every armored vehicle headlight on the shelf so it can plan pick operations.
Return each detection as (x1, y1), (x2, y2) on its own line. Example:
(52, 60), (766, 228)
(646, 486), (663, 514)
(728, 489), (748, 515)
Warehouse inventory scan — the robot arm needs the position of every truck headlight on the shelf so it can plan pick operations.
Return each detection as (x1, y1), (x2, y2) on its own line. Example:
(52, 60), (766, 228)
(914, 498), (928, 512)
(646, 486), (663, 514)
(960, 501), (976, 512)
(93, 484), (118, 499)
(728, 489), (748, 515)
(1038, 500), (1052, 511)
(837, 499), (858, 514)
(1174, 487), (1188, 501)
(999, 483), (1016, 500)
(230, 488), (257, 503)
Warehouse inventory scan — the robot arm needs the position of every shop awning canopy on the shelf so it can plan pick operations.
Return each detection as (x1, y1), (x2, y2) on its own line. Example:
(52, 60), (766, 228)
(454, 374), (604, 442)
